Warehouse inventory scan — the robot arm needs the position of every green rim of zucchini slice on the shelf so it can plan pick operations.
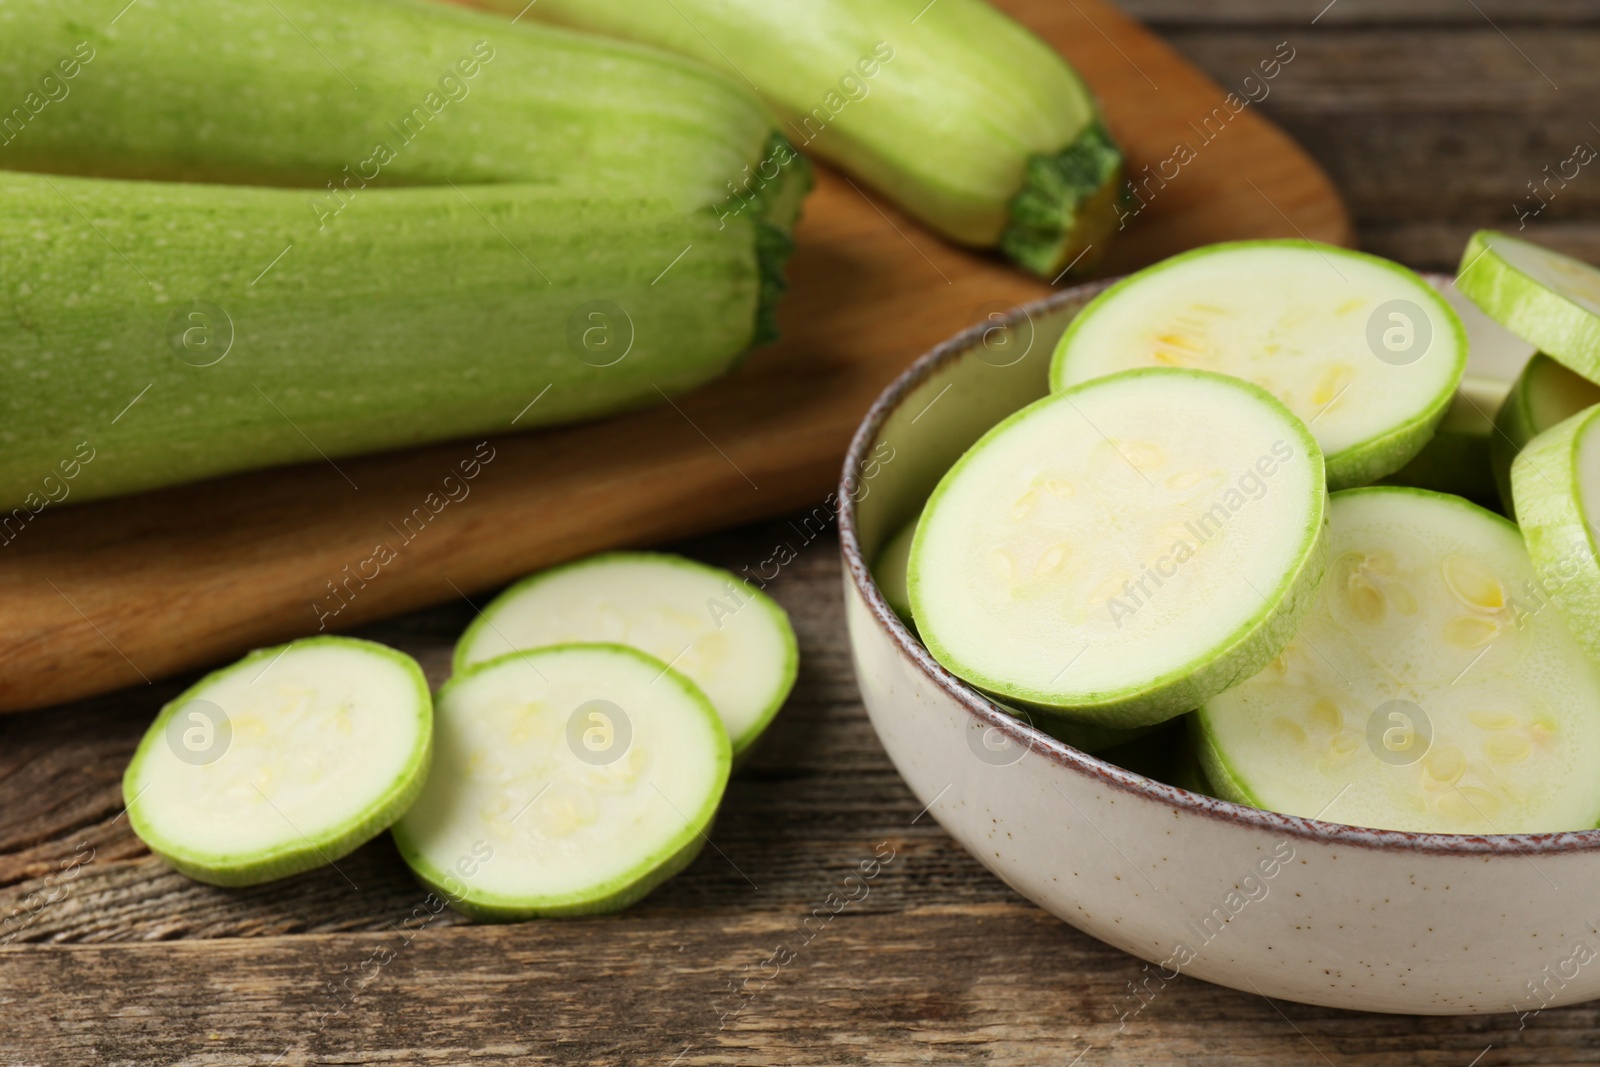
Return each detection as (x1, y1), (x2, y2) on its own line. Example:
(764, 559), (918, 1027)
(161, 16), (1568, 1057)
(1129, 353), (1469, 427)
(122, 637), (433, 887)
(454, 552), (796, 757)
(1048, 240), (1468, 490)
(1197, 486), (1600, 834)
(1492, 353), (1600, 517)
(1456, 230), (1600, 382)
(909, 366), (1328, 728)
(393, 643), (731, 921)
(1510, 404), (1600, 663)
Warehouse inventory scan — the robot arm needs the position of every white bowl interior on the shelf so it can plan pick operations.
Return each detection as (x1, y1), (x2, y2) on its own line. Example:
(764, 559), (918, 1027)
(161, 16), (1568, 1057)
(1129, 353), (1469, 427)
(853, 290), (1097, 563)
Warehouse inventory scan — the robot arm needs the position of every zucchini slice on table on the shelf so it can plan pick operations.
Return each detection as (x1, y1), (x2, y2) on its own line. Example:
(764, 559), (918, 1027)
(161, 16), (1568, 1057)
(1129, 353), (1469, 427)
(393, 644), (730, 920)
(1511, 404), (1600, 663)
(1493, 354), (1600, 517)
(123, 638), (432, 886)
(1197, 487), (1600, 834)
(1456, 230), (1600, 382)
(455, 553), (797, 757)
(506, 0), (1125, 279)
(1049, 241), (1468, 489)
(909, 367), (1327, 729)
(0, 170), (790, 510)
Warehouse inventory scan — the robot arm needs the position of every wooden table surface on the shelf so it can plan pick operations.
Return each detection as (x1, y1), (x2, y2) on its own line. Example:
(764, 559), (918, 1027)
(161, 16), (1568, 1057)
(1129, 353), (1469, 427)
(7, 1), (1600, 1063)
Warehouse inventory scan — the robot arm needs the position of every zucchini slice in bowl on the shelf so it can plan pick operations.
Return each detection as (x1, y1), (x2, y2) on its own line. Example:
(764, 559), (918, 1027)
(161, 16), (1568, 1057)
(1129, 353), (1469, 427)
(909, 366), (1327, 728)
(1512, 404), (1600, 663)
(840, 274), (1600, 1014)
(1493, 353), (1600, 516)
(1049, 240), (1468, 489)
(1456, 230), (1600, 382)
(1197, 487), (1600, 834)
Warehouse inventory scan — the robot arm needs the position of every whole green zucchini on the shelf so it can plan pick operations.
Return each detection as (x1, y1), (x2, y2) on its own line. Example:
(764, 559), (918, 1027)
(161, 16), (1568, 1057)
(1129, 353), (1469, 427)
(0, 0), (808, 511)
(0, 170), (784, 511)
(0, 0), (805, 228)
(497, 0), (1125, 278)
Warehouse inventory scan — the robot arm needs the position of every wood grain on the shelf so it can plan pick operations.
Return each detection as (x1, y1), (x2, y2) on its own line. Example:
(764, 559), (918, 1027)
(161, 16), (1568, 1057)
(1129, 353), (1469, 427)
(13, 2), (1600, 1063)
(5, 520), (1600, 1064)
(1121, 0), (1600, 269)
(0, 0), (1351, 714)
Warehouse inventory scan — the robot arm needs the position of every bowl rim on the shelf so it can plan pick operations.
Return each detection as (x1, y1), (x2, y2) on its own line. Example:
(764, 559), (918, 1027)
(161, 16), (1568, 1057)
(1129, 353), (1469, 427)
(837, 276), (1600, 857)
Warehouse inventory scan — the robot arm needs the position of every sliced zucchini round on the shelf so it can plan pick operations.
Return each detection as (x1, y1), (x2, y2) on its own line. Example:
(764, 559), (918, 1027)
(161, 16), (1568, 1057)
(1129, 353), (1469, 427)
(1197, 487), (1600, 834)
(455, 553), (796, 757)
(1456, 230), (1600, 381)
(1049, 240), (1467, 489)
(1511, 404), (1600, 662)
(393, 643), (730, 920)
(122, 637), (432, 887)
(872, 516), (918, 623)
(1493, 353), (1600, 517)
(910, 367), (1328, 728)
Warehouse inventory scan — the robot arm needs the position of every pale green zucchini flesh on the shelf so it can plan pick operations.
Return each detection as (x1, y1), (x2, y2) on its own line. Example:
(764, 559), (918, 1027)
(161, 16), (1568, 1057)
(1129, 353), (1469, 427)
(506, 0), (1124, 278)
(1049, 240), (1468, 490)
(393, 644), (730, 920)
(1510, 404), (1600, 663)
(1456, 230), (1600, 382)
(909, 367), (1327, 728)
(454, 553), (797, 757)
(0, 170), (789, 510)
(1493, 353), (1600, 517)
(1197, 487), (1600, 834)
(123, 637), (432, 886)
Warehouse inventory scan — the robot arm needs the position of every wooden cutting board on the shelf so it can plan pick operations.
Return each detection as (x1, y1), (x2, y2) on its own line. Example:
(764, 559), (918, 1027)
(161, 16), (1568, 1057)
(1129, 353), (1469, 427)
(0, 0), (1351, 713)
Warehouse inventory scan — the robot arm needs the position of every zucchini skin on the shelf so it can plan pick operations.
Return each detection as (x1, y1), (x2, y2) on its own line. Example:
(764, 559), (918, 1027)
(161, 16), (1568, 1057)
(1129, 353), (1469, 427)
(508, 0), (1124, 278)
(1511, 406), (1600, 666)
(0, 171), (779, 509)
(0, 0), (811, 508)
(0, 0), (795, 218)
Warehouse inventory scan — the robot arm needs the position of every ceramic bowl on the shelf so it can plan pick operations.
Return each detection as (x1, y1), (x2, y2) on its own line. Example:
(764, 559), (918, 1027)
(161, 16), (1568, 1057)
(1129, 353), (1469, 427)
(838, 276), (1595, 1016)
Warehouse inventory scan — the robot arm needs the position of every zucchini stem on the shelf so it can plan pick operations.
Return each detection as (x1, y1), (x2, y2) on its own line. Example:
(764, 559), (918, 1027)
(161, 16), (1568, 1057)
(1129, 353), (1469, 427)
(1000, 121), (1126, 280)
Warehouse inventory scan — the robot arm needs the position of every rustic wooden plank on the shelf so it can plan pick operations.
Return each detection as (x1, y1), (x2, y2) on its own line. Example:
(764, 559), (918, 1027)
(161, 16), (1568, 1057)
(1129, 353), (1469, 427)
(0, 518), (996, 944)
(5, 907), (1600, 1065)
(6, 516), (1600, 1065)
(6, 5), (1600, 1064)
(1116, 23), (1600, 269)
